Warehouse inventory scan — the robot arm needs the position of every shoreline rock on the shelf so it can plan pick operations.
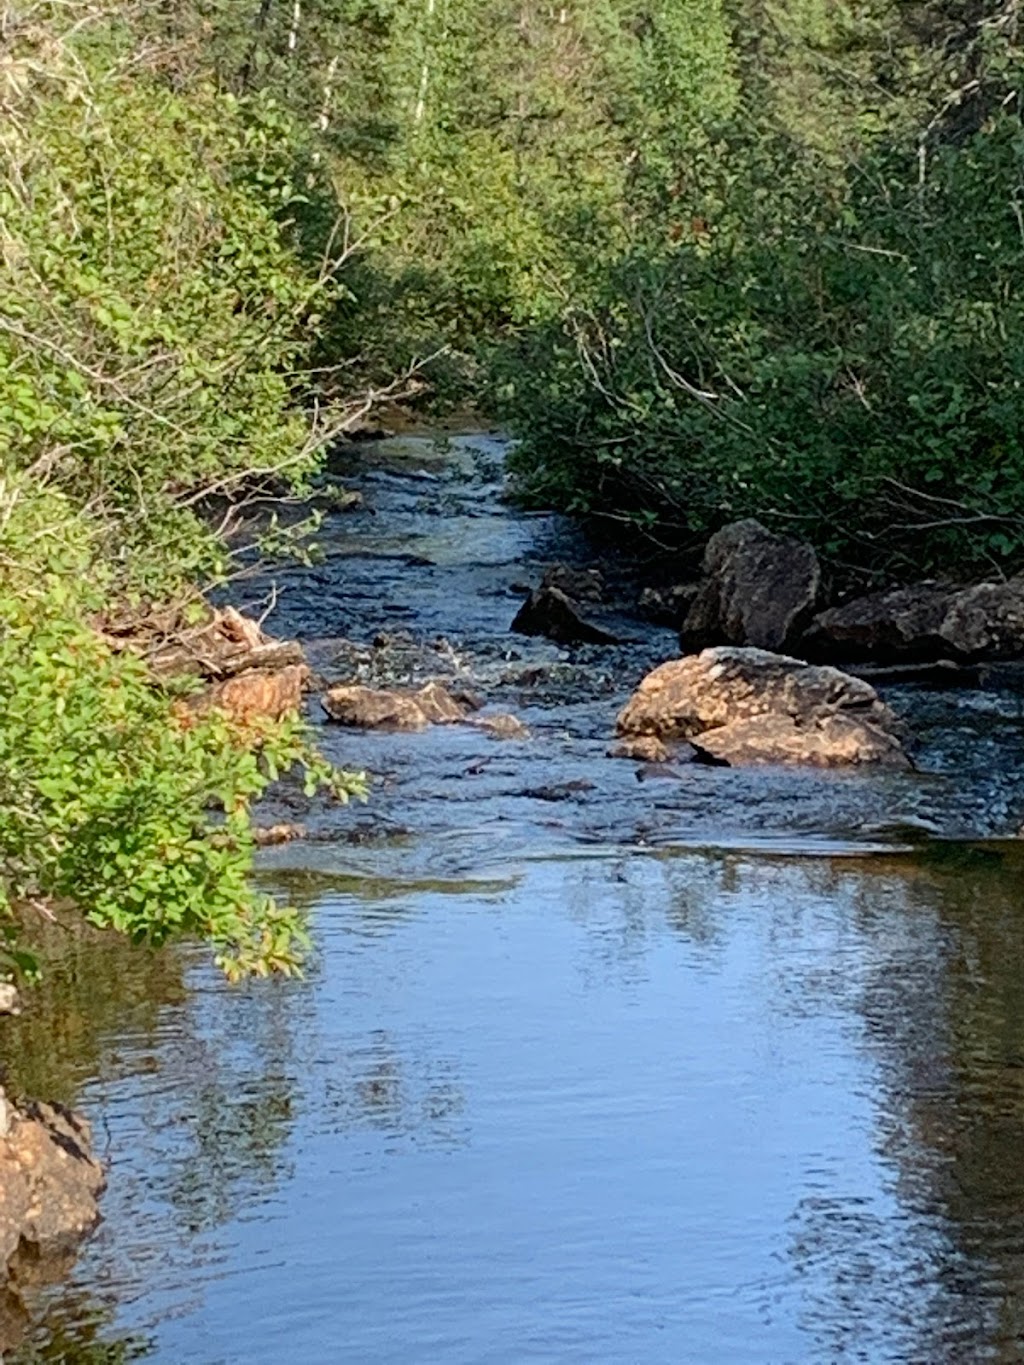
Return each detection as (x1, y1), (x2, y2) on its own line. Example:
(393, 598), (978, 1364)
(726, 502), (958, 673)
(105, 604), (311, 725)
(803, 577), (1024, 664)
(0, 1091), (105, 1308)
(681, 519), (820, 654)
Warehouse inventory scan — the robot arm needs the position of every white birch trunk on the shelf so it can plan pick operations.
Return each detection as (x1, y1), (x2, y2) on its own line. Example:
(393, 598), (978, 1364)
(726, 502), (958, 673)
(413, 0), (436, 125)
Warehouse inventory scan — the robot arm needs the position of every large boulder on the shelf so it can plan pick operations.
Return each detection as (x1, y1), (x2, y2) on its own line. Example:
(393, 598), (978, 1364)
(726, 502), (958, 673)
(805, 577), (1024, 663)
(938, 579), (1024, 659)
(693, 713), (908, 768)
(616, 646), (909, 769)
(0, 1094), (105, 1274)
(681, 520), (820, 653)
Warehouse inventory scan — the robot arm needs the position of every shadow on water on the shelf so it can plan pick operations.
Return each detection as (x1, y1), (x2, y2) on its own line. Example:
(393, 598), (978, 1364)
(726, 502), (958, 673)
(6, 434), (1024, 1361)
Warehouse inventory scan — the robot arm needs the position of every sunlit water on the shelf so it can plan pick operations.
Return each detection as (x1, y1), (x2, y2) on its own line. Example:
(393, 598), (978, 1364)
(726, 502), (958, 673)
(6, 435), (1024, 1362)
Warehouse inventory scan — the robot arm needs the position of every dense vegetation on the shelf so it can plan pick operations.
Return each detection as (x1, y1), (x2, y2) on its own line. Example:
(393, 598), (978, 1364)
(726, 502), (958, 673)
(3, 0), (1023, 978)
(0, 5), (364, 979)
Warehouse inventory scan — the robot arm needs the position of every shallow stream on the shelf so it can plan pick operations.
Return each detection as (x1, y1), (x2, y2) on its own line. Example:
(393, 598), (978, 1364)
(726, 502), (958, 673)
(6, 434), (1024, 1362)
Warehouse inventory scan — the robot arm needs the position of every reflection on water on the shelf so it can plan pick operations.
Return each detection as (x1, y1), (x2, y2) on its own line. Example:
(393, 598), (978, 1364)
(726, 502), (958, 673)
(8, 434), (1024, 1360)
(4, 846), (1024, 1362)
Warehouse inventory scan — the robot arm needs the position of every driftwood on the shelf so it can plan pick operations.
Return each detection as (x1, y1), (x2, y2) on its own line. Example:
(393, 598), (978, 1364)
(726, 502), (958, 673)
(100, 604), (305, 683)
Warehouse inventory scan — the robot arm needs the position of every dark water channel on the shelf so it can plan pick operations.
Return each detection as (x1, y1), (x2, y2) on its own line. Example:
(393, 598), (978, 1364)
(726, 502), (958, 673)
(7, 434), (1024, 1362)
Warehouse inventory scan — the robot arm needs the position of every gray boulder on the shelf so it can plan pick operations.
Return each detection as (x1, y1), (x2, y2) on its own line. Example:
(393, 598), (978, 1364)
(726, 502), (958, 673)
(805, 577), (1024, 663)
(803, 583), (955, 662)
(938, 578), (1024, 659)
(681, 519), (820, 653)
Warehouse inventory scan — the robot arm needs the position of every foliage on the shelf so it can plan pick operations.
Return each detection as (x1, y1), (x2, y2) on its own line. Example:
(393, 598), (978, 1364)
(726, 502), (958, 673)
(498, 2), (1024, 578)
(0, 475), (365, 982)
(0, 7), (366, 981)
(0, 13), (351, 593)
(4, 0), (1024, 981)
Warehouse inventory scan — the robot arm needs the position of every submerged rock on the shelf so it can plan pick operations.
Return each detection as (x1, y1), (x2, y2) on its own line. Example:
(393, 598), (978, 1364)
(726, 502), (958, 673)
(322, 681), (468, 729)
(520, 779), (596, 802)
(511, 586), (621, 646)
(681, 520), (820, 653)
(472, 713), (531, 739)
(608, 736), (671, 764)
(252, 822), (307, 847)
(616, 647), (909, 769)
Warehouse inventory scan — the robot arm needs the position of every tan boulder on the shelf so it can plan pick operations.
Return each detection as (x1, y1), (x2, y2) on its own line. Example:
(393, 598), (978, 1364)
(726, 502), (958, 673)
(322, 681), (467, 730)
(694, 713), (909, 768)
(199, 663), (309, 724)
(0, 1096), (105, 1275)
(617, 647), (908, 769)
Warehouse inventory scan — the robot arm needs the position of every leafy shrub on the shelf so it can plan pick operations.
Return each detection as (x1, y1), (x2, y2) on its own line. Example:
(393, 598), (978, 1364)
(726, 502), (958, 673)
(0, 475), (364, 982)
(0, 9), (365, 980)
(0, 13), (344, 593)
(500, 101), (1024, 578)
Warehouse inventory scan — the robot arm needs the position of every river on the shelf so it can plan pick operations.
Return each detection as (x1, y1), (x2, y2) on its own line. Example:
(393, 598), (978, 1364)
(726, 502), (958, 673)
(5, 433), (1024, 1362)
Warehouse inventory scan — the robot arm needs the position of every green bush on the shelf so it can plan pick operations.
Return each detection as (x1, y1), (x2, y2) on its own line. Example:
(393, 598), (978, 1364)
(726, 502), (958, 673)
(0, 9), (365, 980)
(0, 15), (343, 592)
(500, 102), (1024, 578)
(0, 477), (364, 982)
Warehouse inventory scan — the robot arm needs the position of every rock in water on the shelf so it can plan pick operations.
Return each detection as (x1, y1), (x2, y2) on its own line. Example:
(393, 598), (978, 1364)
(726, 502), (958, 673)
(805, 577), (1024, 664)
(472, 713), (531, 739)
(511, 586), (620, 646)
(692, 713), (908, 768)
(0, 1095), (105, 1276)
(539, 564), (605, 603)
(803, 583), (954, 663)
(937, 578), (1024, 659)
(608, 736), (671, 764)
(681, 519), (820, 653)
(322, 681), (467, 729)
(199, 663), (309, 724)
(616, 646), (909, 769)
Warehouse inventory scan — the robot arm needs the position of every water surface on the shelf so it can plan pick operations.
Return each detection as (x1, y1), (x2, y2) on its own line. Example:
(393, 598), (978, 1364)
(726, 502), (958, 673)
(6, 434), (1024, 1363)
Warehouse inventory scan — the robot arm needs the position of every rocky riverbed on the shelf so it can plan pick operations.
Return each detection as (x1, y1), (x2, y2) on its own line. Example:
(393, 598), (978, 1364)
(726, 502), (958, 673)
(240, 430), (1024, 855)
